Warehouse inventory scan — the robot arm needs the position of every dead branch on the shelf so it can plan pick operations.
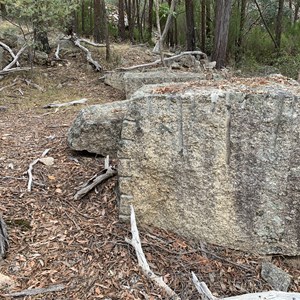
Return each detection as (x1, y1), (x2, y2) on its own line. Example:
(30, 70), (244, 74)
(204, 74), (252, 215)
(0, 41), (20, 67)
(55, 42), (61, 59)
(116, 51), (207, 71)
(125, 205), (181, 300)
(72, 38), (102, 71)
(192, 272), (216, 300)
(27, 149), (50, 192)
(78, 38), (106, 48)
(0, 82), (18, 92)
(0, 67), (31, 76)
(0, 215), (9, 259)
(3, 44), (28, 71)
(192, 272), (300, 300)
(74, 166), (117, 200)
(24, 79), (44, 91)
(43, 98), (88, 108)
(2, 284), (65, 297)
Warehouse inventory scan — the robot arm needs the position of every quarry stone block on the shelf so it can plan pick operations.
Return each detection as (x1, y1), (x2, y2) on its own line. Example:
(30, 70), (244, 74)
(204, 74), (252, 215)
(118, 78), (300, 255)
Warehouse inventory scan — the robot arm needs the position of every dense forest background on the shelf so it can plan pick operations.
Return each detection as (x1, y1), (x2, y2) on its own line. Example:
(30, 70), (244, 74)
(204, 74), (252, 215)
(0, 0), (300, 78)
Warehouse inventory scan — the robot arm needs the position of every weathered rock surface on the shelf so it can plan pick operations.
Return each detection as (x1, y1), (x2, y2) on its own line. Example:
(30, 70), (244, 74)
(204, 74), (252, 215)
(261, 262), (291, 291)
(67, 100), (130, 157)
(105, 70), (206, 98)
(118, 77), (300, 255)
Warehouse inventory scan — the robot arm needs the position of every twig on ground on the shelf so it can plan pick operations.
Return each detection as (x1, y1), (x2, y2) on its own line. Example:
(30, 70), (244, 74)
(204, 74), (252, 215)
(116, 51), (207, 71)
(27, 148), (50, 192)
(74, 166), (117, 200)
(0, 82), (18, 92)
(125, 205), (181, 300)
(24, 79), (44, 91)
(2, 284), (65, 297)
(43, 98), (88, 108)
(192, 272), (216, 300)
(78, 38), (106, 47)
(0, 215), (9, 259)
(55, 42), (61, 59)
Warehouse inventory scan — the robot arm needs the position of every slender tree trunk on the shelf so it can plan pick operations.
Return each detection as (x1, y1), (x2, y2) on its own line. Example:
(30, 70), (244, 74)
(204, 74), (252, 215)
(82, 0), (85, 34)
(275, 0), (284, 51)
(206, 0), (212, 43)
(201, 0), (206, 52)
(148, 0), (154, 39)
(235, 0), (247, 63)
(212, 0), (232, 69)
(153, 0), (177, 52)
(185, 0), (196, 50)
(118, 0), (126, 40)
(94, 0), (106, 42)
(295, 0), (300, 24)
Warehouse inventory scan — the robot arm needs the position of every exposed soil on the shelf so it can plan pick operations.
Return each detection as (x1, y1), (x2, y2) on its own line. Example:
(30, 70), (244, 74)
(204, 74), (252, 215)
(0, 44), (299, 299)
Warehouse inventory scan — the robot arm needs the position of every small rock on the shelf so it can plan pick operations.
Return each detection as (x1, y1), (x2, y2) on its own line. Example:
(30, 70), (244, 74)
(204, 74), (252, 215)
(0, 106), (7, 112)
(0, 273), (15, 290)
(261, 262), (291, 291)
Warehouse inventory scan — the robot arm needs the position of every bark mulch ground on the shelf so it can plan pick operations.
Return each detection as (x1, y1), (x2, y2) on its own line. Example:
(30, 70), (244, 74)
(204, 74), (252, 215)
(0, 47), (299, 299)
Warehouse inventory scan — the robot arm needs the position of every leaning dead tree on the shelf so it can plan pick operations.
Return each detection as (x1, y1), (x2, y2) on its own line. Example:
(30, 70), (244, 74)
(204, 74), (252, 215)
(127, 205), (300, 300)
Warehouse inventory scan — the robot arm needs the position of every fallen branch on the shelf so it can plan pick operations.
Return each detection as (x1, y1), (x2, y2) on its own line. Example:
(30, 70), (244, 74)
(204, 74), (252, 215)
(3, 44), (28, 71)
(55, 42), (61, 59)
(24, 79), (44, 91)
(2, 284), (65, 297)
(78, 38), (106, 47)
(116, 51), (207, 71)
(74, 165), (117, 200)
(125, 205), (181, 300)
(0, 41), (20, 67)
(73, 38), (102, 71)
(0, 215), (9, 259)
(43, 98), (88, 108)
(27, 149), (50, 192)
(0, 67), (31, 76)
(0, 82), (18, 92)
(192, 272), (300, 300)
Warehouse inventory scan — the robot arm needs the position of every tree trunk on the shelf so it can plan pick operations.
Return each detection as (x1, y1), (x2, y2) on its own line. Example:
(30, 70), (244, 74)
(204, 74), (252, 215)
(295, 0), (300, 24)
(94, 0), (106, 43)
(235, 0), (247, 63)
(118, 0), (126, 40)
(275, 0), (284, 51)
(82, 0), (85, 34)
(185, 0), (196, 50)
(201, 0), (206, 52)
(148, 0), (154, 38)
(153, 0), (177, 53)
(212, 0), (232, 69)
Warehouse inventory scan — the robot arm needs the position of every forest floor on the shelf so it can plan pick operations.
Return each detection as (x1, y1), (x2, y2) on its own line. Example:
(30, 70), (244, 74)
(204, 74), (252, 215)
(0, 43), (299, 300)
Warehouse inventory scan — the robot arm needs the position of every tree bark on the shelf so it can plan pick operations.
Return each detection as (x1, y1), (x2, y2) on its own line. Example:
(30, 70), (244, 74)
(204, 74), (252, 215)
(212, 0), (232, 69)
(148, 0), (154, 38)
(275, 0), (284, 51)
(118, 0), (126, 40)
(94, 0), (106, 43)
(235, 0), (247, 63)
(201, 0), (206, 52)
(185, 0), (196, 50)
(153, 0), (177, 53)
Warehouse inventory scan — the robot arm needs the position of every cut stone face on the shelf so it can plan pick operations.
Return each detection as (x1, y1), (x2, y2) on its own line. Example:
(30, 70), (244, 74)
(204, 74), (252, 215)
(118, 79), (300, 255)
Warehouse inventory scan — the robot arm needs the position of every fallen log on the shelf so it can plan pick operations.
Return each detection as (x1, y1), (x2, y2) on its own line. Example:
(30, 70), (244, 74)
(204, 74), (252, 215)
(3, 44), (28, 71)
